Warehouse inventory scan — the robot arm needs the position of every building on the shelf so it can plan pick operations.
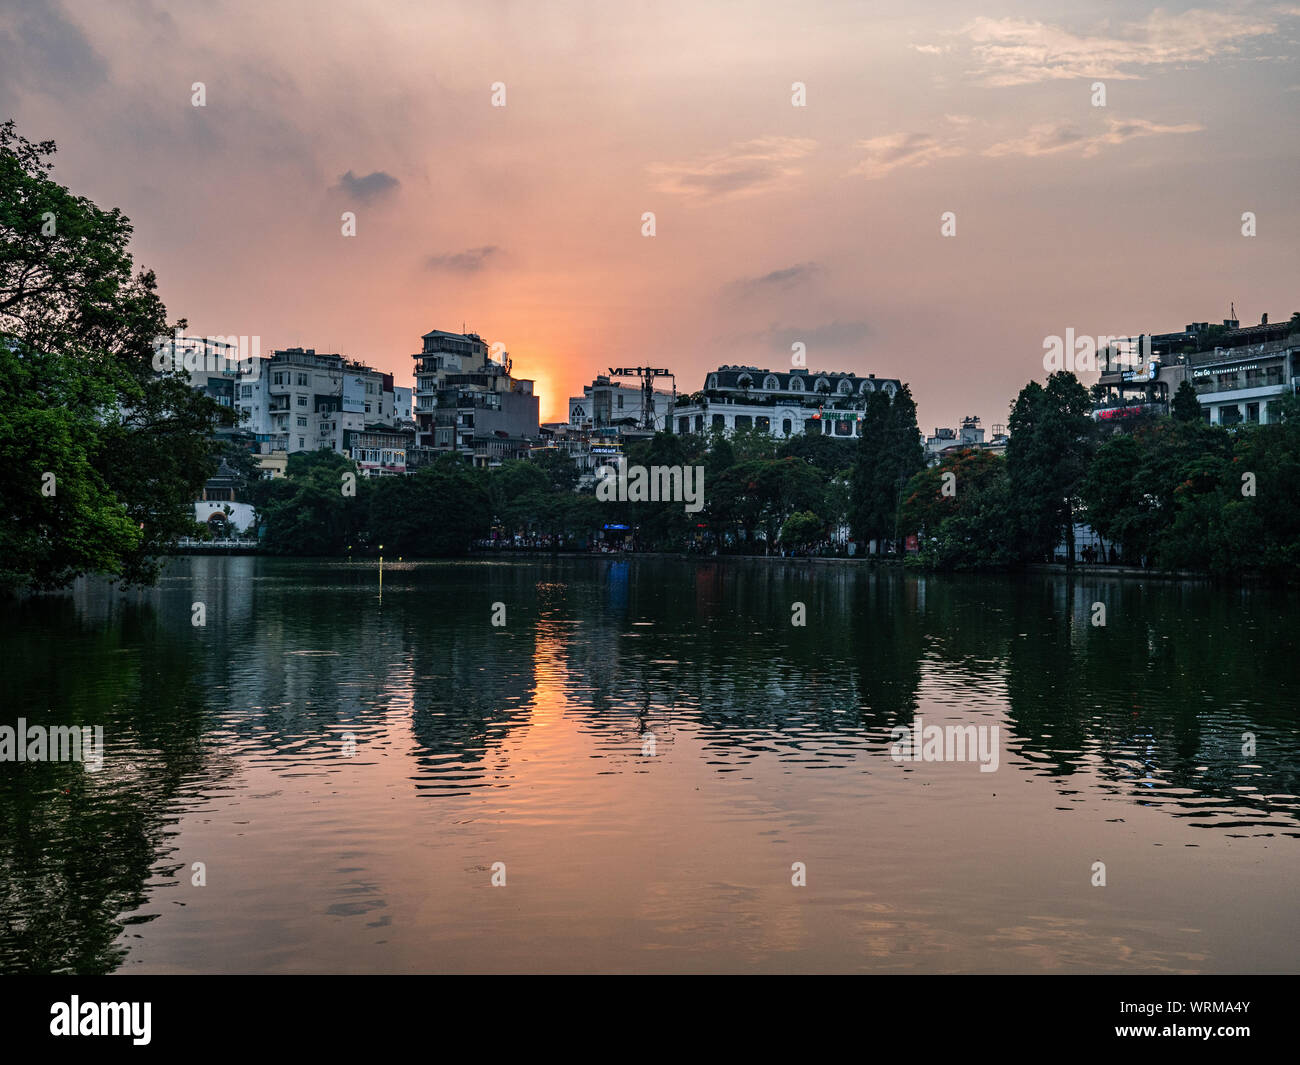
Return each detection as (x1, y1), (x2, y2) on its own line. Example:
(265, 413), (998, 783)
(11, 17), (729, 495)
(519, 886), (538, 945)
(393, 386), (413, 423)
(1094, 312), (1300, 426)
(411, 329), (540, 466)
(194, 459), (256, 536)
(235, 347), (401, 474)
(568, 374), (674, 434)
(671, 366), (903, 440)
(925, 416), (989, 465)
(344, 425), (413, 476)
(152, 334), (249, 443)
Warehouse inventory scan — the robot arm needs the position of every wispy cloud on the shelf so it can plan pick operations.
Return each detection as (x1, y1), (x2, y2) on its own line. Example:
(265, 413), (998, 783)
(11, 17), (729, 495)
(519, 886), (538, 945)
(983, 116), (1203, 158)
(650, 136), (816, 201)
(922, 9), (1281, 87)
(851, 132), (964, 179)
(335, 169), (400, 204)
(425, 245), (500, 272)
(740, 262), (820, 290)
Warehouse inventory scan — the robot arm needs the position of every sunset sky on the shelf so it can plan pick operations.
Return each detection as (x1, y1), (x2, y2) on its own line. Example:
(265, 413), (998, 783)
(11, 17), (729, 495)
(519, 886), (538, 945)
(3, 0), (1297, 427)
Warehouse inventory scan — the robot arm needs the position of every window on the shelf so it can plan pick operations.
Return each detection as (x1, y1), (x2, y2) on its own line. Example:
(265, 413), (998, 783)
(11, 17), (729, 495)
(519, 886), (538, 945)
(617, 395), (624, 409)
(837, 379), (852, 395)
(782, 418), (792, 435)
(296, 373), (308, 387)
(694, 415), (704, 433)
(789, 377), (804, 392)
(1220, 405), (1242, 426)
(241, 385), (253, 398)
(678, 417), (689, 434)
(1247, 402), (1260, 423)
(735, 415), (752, 429)
(712, 414), (725, 429)
(764, 375), (780, 390)
(297, 416), (307, 427)
(756, 416), (770, 432)
(297, 395), (307, 407)
(298, 437), (305, 448)
(365, 403), (371, 414)
(273, 372), (284, 385)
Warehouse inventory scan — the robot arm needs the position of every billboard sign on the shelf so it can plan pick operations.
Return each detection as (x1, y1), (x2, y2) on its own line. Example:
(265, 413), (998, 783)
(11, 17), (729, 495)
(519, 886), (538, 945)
(343, 374), (366, 413)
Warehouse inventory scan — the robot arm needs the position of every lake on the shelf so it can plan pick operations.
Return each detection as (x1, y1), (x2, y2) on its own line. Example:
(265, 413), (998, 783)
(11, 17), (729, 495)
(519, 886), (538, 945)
(2, 556), (1296, 974)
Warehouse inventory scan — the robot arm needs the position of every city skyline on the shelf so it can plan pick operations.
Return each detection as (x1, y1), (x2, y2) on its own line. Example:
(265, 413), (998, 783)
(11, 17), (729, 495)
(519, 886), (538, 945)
(3, 0), (1296, 426)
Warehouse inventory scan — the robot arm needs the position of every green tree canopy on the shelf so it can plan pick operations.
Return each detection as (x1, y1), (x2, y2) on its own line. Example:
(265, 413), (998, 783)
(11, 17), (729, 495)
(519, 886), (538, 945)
(1, 121), (228, 590)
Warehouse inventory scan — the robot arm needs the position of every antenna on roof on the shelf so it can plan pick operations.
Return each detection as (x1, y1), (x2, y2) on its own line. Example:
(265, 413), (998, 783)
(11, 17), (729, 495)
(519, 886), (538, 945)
(1230, 302), (1236, 321)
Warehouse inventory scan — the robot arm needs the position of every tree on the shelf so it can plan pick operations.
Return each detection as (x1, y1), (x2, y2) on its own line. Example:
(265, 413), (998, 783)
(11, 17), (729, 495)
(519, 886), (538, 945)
(1171, 379), (1202, 423)
(529, 447), (579, 491)
(779, 510), (823, 548)
(777, 432), (854, 476)
(1006, 372), (1094, 563)
(251, 450), (366, 555)
(850, 384), (924, 548)
(1, 121), (228, 590)
(898, 449), (1014, 570)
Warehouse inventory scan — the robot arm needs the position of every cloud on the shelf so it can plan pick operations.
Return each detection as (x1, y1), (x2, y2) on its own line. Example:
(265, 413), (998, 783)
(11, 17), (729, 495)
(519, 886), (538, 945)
(739, 262), (820, 290)
(649, 136), (816, 201)
(935, 9), (1280, 87)
(335, 169), (400, 204)
(983, 116), (1203, 158)
(425, 245), (500, 272)
(759, 320), (872, 352)
(0, 0), (109, 99)
(851, 132), (964, 179)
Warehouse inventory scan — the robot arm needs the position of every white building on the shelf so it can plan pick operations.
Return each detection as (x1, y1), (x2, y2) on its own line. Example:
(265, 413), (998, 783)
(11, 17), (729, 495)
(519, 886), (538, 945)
(236, 347), (399, 458)
(671, 366), (902, 440)
(394, 386), (413, 423)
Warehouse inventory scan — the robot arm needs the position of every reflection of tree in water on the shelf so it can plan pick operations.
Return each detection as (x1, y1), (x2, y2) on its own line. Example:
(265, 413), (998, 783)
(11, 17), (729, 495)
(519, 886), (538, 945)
(1001, 576), (1300, 828)
(403, 567), (539, 788)
(0, 594), (221, 974)
(550, 560), (924, 766)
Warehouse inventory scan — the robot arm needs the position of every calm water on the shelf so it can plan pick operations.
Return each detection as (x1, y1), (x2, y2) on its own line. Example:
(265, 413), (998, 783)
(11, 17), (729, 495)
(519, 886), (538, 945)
(2, 556), (1297, 974)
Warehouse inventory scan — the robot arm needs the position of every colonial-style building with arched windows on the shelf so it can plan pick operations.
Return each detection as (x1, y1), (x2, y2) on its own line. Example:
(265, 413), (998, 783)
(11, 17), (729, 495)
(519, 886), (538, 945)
(671, 365), (902, 440)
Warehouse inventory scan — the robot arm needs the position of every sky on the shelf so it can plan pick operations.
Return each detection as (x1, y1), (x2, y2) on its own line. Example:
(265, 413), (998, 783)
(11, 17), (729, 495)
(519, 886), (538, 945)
(2, 0), (1297, 427)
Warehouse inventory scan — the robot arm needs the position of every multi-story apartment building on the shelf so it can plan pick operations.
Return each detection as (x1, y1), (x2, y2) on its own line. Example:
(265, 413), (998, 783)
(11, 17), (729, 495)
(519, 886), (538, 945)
(236, 347), (399, 471)
(152, 335), (249, 443)
(411, 329), (540, 465)
(671, 366), (903, 440)
(1094, 313), (1300, 426)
